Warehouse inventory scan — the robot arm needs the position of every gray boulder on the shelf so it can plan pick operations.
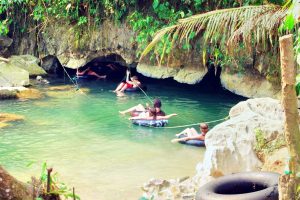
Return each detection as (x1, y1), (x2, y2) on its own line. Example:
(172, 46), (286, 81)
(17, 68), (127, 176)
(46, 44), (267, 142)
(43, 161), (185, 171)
(0, 61), (29, 87)
(9, 55), (46, 76)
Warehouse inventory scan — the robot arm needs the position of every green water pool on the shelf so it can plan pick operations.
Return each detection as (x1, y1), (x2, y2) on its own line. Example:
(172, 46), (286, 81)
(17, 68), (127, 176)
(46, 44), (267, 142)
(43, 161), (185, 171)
(0, 79), (243, 199)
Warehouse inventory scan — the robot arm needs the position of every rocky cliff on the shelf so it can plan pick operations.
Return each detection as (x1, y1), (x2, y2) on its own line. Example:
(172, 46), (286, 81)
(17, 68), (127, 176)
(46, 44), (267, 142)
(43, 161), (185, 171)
(5, 20), (282, 98)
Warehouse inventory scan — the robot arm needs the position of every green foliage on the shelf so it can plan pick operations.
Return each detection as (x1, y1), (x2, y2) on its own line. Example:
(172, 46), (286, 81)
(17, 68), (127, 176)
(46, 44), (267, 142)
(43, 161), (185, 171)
(254, 129), (286, 161)
(296, 74), (300, 96)
(0, 19), (9, 36)
(37, 162), (80, 200)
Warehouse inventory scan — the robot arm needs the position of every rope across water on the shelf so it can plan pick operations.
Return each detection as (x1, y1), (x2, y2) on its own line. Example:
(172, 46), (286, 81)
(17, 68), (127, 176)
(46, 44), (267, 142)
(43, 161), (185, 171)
(154, 115), (229, 129)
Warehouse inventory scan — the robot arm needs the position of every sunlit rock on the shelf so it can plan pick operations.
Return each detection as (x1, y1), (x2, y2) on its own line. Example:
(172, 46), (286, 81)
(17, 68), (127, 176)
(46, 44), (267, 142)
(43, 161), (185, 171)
(48, 85), (75, 91)
(0, 122), (10, 128)
(197, 98), (285, 184)
(16, 88), (43, 100)
(66, 57), (87, 69)
(0, 61), (29, 87)
(137, 63), (178, 79)
(173, 68), (206, 84)
(221, 72), (281, 99)
(0, 113), (24, 123)
(9, 55), (46, 76)
(46, 87), (89, 99)
(261, 147), (288, 174)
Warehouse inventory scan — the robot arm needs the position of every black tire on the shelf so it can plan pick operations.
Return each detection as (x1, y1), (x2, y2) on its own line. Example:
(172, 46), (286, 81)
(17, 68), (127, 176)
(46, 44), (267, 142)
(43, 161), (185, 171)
(196, 172), (280, 200)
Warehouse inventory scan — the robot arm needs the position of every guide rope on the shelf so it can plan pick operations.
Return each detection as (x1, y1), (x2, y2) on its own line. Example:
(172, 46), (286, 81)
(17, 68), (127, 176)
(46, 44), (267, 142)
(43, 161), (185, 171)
(154, 115), (229, 129)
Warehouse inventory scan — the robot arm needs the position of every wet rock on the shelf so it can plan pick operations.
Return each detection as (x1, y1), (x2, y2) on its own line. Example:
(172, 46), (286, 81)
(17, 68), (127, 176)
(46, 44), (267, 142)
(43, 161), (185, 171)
(46, 87), (89, 98)
(9, 55), (46, 76)
(16, 88), (43, 100)
(0, 113), (24, 123)
(0, 123), (10, 129)
(0, 89), (17, 99)
(48, 85), (74, 91)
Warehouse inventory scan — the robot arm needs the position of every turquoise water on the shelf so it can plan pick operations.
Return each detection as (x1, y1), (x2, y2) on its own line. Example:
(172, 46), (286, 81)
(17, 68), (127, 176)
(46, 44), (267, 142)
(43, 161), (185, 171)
(0, 79), (243, 199)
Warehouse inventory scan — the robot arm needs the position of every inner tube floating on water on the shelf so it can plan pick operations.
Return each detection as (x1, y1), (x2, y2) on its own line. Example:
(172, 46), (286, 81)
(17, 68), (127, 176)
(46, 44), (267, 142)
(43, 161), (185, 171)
(132, 119), (168, 127)
(195, 171), (280, 200)
(178, 134), (205, 147)
(125, 85), (147, 92)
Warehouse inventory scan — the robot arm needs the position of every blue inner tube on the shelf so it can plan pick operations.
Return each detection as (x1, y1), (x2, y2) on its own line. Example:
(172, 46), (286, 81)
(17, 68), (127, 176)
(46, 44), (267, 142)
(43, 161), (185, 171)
(132, 119), (168, 127)
(178, 134), (205, 147)
(125, 85), (147, 92)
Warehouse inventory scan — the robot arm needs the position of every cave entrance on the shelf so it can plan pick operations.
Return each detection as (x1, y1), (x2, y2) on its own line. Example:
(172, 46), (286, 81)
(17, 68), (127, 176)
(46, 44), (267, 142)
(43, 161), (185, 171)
(197, 60), (222, 92)
(80, 54), (128, 80)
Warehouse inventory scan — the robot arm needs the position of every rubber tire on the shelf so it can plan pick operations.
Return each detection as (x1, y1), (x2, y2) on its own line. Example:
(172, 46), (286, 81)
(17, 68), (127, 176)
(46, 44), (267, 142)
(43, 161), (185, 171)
(196, 172), (280, 200)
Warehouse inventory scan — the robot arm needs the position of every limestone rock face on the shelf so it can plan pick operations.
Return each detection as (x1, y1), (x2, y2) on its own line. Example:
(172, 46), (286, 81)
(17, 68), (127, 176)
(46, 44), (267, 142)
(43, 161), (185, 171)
(221, 72), (281, 99)
(137, 64), (207, 84)
(197, 98), (285, 182)
(0, 62), (29, 87)
(137, 64), (178, 79)
(35, 20), (135, 67)
(9, 55), (46, 76)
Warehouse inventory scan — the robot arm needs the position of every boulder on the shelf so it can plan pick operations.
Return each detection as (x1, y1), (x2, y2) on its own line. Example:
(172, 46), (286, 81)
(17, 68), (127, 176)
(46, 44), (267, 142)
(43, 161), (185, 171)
(0, 89), (17, 99)
(197, 98), (285, 183)
(41, 55), (62, 74)
(9, 55), (46, 76)
(0, 61), (29, 87)
(16, 88), (43, 100)
(0, 113), (24, 123)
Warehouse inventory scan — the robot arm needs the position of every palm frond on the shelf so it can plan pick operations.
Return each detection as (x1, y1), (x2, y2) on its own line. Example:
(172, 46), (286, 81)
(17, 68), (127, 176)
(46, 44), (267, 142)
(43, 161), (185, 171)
(139, 5), (286, 62)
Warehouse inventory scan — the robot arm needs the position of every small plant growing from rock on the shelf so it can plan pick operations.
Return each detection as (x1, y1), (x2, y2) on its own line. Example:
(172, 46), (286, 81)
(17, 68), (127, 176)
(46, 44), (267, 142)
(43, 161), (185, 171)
(30, 162), (80, 200)
(254, 129), (286, 162)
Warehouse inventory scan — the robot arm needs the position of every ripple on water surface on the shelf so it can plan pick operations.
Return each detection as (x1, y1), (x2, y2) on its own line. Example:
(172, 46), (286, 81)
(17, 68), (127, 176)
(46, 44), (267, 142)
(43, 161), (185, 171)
(0, 81), (243, 199)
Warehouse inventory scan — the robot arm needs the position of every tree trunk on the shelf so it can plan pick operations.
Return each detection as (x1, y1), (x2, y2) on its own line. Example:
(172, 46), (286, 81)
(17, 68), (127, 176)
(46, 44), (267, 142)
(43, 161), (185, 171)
(0, 165), (34, 200)
(279, 34), (300, 200)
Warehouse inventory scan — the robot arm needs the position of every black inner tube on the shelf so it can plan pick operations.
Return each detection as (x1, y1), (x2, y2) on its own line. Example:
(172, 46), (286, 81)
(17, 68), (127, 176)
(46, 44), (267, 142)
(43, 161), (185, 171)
(215, 181), (267, 194)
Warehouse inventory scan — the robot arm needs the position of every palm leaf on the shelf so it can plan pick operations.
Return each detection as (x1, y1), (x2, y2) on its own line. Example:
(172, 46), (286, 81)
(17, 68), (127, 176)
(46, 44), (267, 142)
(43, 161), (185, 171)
(139, 5), (287, 62)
